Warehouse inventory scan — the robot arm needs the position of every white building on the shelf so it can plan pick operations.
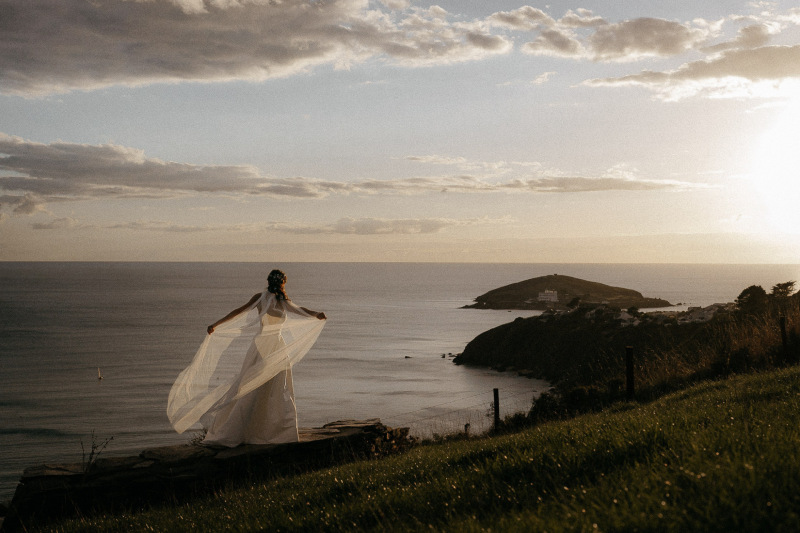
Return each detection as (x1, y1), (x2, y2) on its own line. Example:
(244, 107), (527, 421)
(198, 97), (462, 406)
(538, 290), (558, 302)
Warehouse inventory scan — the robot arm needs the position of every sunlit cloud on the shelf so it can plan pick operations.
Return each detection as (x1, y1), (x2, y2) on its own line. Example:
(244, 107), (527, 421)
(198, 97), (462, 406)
(588, 18), (711, 61)
(585, 45), (800, 100)
(489, 6), (557, 30)
(531, 71), (556, 85)
(523, 29), (585, 58)
(559, 9), (607, 29)
(3, 1), (797, 99)
(503, 8), (714, 61)
(0, 0), (511, 96)
(0, 135), (704, 214)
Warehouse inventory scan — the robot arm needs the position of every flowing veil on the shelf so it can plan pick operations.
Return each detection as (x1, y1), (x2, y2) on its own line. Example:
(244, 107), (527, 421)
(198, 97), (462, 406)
(167, 292), (325, 434)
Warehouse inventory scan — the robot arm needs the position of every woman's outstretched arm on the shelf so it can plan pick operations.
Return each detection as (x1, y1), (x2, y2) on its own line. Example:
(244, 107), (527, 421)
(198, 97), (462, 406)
(207, 292), (261, 334)
(300, 307), (327, 320)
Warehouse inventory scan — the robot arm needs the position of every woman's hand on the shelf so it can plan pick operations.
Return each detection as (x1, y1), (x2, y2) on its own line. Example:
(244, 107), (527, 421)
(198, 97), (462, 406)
(207, 325), (215, 335)
(316, 312), (326, 320)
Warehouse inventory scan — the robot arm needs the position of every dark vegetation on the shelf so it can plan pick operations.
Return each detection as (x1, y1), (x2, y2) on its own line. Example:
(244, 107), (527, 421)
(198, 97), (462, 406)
(456, 280), (800, 426)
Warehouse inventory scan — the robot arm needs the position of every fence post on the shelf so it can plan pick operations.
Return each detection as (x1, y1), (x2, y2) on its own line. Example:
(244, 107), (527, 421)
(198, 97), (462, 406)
(626, 346), (635, 400)
(493, 388), (500, 431)
(780, 316), (788, 350)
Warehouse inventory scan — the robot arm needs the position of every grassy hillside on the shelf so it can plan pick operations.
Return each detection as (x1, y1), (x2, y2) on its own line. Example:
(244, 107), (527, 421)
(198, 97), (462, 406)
(456, 297), (800, 421)
(42, 367), (800, 532)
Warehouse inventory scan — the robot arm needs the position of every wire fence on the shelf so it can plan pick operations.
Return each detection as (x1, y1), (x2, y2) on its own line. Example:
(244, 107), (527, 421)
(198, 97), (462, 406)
(381, 386), (544, 439)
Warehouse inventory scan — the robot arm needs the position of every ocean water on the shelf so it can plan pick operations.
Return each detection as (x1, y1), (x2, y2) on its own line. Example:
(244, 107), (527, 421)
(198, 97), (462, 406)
(1, 262), (799, 500)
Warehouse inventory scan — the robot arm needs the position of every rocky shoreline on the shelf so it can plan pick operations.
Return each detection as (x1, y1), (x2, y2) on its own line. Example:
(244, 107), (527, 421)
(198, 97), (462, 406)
(1, 420), (410, 532)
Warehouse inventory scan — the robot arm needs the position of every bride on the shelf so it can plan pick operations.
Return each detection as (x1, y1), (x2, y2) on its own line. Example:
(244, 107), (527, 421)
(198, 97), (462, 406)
(167, 269), (326, 446)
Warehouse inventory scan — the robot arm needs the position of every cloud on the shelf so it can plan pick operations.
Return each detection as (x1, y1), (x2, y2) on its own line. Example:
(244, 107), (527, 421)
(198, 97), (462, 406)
(585, 45), (800, 100)
(106, 220), (211, 232)
(558, 9), (607, 29)
(489, 6), (556, 30)
(704, 23), (775, 52)
(10, 193), (48, 215)
(588, 18), (710, 61)
(0, 133), (326, 198)
(78, 216), (472, 235)
(31, 217), (81, 230)
(379, 0), (410, 10)
(531, 71), (556, 85)
(522, 29), (585, 58)
(500, 176), (700, 193)
(0, 0), (512, 95)
(1, 135), (703, 213)
(278, 216), (466, 235)
(514, 12), (713, 61)
(405, 155), (469, 166)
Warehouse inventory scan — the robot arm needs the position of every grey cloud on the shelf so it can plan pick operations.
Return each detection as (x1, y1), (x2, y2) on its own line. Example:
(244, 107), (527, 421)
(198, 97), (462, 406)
(12, 193), (48, 215)
(282, 217), (462, 235)
(511, 11), (713, 61)
(588, 18), (709, 61)
(106, 220), (210, 232)
(0, 133), (319, 198)
(466, 32), (510, 51)
(31, 217), (81, 230)
(0, 0), (511, 95)
(93, 216), (465, 235)
(1, 135), (702, 212)
(585, 45), (800, 98)
(704, 24), (774, 53)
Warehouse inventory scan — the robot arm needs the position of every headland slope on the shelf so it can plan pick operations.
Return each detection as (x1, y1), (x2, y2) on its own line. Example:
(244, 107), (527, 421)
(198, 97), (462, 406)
(463, 274), (671, 310)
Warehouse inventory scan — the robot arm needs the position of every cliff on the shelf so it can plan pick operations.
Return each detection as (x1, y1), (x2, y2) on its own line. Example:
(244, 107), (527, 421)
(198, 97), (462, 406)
(453, 304), (729, 389)
(463, 274), (671, 310)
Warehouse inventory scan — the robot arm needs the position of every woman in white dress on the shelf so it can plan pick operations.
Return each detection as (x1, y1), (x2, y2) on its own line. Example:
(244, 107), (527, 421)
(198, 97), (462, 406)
(167, 269), (326, 446)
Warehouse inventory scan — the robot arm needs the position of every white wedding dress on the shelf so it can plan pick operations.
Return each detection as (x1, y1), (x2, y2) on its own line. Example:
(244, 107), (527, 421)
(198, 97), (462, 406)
(167, 292), (325, 446)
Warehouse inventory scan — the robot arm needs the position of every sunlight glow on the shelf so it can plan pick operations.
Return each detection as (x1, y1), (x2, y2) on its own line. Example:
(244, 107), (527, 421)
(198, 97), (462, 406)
(751, 98), (800, 235)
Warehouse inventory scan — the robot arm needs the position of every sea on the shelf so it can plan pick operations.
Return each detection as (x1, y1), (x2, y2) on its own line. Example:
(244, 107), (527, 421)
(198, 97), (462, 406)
(2, 262), (799, 500)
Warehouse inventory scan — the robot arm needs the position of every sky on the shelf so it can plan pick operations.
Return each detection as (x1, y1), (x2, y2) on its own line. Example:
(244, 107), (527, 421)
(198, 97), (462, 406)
(2, 0), (800, 263)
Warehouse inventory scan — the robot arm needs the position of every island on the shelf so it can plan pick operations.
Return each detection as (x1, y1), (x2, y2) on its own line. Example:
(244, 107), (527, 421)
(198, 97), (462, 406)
(463, 274), (672, 310)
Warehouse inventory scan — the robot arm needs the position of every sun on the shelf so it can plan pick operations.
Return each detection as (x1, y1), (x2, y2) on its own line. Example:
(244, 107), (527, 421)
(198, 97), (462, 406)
(751, 98), (800, 234)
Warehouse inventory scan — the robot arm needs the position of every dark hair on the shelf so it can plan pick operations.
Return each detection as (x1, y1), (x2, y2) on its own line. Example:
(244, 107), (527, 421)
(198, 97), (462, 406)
(267, 269), (288, 300)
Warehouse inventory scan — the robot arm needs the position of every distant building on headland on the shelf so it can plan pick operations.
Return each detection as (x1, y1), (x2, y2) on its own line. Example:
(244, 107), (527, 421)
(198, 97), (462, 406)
(537, 290), (558, 303)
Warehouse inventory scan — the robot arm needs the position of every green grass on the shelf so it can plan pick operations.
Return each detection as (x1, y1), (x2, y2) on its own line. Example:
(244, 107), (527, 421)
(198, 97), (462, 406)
(42, 366), (800, 532)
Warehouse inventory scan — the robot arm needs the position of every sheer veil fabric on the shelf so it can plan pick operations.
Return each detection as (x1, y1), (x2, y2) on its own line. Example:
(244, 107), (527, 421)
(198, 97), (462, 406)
(167, 292), (325, 446)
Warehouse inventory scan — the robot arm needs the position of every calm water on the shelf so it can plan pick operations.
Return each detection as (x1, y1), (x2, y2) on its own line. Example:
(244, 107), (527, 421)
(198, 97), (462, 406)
(1, 262), (799, 499)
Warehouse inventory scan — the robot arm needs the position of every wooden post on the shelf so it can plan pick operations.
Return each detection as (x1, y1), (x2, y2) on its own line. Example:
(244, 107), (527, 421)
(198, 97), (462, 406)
(493, 388), (500, 431)
(780, 316), (788, 350)
(626, 346), (635, 400)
